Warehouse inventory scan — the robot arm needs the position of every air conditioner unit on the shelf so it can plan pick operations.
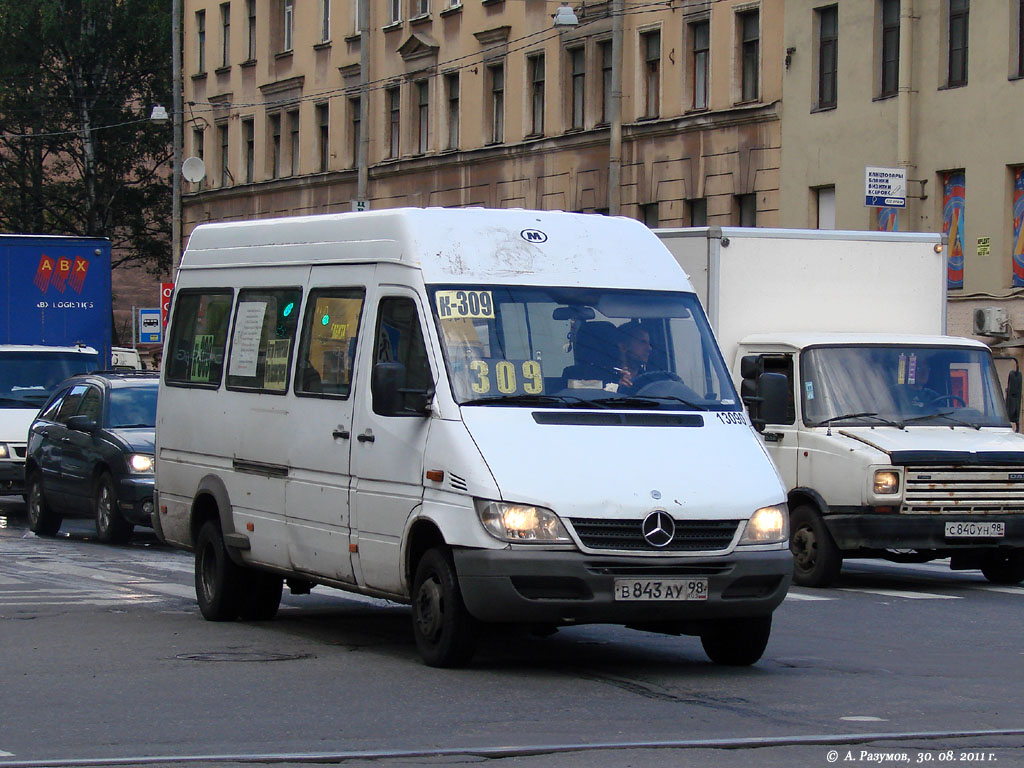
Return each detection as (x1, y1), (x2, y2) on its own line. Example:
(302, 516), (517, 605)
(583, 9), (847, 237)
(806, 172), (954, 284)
(973, 307), (1010, 338)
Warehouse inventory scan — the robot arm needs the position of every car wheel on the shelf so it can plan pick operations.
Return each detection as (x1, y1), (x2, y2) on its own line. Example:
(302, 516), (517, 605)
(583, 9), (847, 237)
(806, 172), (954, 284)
(980, 550), (1024, 585)
(789, 505), (842, 588)
(94, 472), (133, 544)
(194, 520), (244, 621)
(238, 571), (283, 621)
(26, 472), (62, 536)
(700, 615), (772, 666)
(411, 547), (478, 668)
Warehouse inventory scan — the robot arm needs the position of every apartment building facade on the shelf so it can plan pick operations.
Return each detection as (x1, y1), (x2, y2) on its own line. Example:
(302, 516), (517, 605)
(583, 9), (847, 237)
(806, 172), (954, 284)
(181, 0), (783, 239)
(779, 0), (1024, 346)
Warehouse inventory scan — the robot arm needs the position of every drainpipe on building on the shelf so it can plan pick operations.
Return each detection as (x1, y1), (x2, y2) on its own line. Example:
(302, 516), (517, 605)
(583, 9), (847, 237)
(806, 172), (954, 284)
(357, 0), (369, 205)
(609, 0), (623, 216)
(171, 0), (182, 274)
(897, 0), (914, 221)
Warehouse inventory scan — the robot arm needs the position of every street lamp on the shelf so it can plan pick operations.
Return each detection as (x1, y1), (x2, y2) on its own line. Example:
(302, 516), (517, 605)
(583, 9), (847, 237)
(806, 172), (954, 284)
(552, 4), (579, 27)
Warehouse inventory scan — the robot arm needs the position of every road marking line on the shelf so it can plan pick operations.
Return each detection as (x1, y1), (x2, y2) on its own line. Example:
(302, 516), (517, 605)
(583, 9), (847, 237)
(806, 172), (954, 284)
(784, 591), (834, 601)
(837, 588), (960, 600)
(974, 585), (1024, 595)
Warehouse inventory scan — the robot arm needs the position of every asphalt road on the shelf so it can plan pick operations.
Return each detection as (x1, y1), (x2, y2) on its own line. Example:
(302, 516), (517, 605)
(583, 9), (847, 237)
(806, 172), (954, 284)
(0, 500), (1022, 768)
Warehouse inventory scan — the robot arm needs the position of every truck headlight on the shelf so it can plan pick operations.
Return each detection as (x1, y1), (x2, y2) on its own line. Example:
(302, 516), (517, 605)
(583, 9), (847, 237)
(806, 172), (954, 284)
(128, 454), (154, 473)
(873, 470), (900, 495)
(740, 504), (789, 544)
(476, 500), (571, 543)
(0, 443), (9, 459)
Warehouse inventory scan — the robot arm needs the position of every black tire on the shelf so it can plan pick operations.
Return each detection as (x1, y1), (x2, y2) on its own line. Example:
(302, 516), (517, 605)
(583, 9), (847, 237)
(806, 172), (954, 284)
(94, 472), (133, 544)
(980, 550), (1024, 585)
(700, 615), (772, 666)
(194, 520), (244, 621)
(411, 547), (479, 668)
(26, 471), (62, 536)
(239, 571), (284, 621)
(789, 505), (842, 587)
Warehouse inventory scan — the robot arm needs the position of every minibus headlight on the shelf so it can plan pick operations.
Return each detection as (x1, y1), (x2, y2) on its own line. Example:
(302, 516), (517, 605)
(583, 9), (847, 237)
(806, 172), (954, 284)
(739, 504), (789, 545)
(476, 501), (571, 543)
(0, 443), (9, 459)
(128, 454), (154, 474)
(873, 470), (900, 495)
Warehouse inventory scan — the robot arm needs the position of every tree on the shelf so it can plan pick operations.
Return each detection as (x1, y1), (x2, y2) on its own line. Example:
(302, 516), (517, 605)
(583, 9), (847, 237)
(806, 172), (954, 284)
(0, 0), (172, 274)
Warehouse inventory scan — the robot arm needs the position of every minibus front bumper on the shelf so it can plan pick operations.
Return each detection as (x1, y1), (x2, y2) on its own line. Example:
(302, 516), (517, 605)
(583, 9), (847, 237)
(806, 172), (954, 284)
(453, 547), (792, 625)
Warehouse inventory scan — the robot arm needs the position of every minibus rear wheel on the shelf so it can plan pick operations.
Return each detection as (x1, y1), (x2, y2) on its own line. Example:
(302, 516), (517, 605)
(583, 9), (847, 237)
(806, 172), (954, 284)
(411, 547), (479, 668)
(195, 520), (244, 621)
(239, 572), (283, 621)
(699, 615), (772, 666)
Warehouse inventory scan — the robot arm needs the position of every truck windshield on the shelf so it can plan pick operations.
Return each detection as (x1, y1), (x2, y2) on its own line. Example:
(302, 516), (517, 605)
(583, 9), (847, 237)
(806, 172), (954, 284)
(0, 351), (100, 409)
(429, 285), (739, 411)
(802, 345), (1011, 427)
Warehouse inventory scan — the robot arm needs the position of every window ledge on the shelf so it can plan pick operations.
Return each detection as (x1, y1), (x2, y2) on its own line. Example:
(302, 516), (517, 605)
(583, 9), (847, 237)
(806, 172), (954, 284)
(383, 20), (403, 32)
(344, 33), (361, 43)
(215, 65), (231, 76)
(1010, 73), (1024, 82)
(810, 103), (836, 114)
(314, 41), (332, 50)
(275, 50), (293, 60)
(938, 81), (967, 91)
(872, 92), (897, 102)
(410, 14), (432, 26)
(441, 5), (463, 18)
(685, 106), (710, 115)
(733, 98), (761, 107)
(191, 72), (208, 82)
(482, 0), (504, 6)
(240, 59), (257, 69)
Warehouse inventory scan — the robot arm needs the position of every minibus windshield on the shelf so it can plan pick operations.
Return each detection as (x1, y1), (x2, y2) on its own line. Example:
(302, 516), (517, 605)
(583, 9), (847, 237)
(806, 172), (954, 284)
(429, 285), (740, 411)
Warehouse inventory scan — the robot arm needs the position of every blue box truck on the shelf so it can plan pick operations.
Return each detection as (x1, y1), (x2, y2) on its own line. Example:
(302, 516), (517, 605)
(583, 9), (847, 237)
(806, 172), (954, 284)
(0, 235), (112, 494)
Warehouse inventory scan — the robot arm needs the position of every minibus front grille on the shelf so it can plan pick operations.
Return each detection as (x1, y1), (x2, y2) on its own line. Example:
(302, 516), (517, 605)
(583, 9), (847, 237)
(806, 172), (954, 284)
(569, 518), (738, 552)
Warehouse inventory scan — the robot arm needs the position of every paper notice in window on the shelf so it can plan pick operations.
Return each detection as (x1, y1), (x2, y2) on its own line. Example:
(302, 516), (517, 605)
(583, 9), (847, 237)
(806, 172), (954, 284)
(229, 301), (267, 377)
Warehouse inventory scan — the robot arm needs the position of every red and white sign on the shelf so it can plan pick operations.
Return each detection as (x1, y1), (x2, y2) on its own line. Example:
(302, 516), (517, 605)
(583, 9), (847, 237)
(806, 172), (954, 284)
(160, 282), (174, 327)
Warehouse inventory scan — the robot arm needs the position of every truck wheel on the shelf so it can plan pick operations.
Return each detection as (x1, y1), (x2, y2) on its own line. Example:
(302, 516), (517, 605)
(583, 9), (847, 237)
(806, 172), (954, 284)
(790, 505), (842, 587)
(980, 550), (1024, 585)
(239, 572), (283, 621)
(94, 473), (133, 544)
(411, 547), (479, 668)
(194, 521), (244, 621)
(27, 472), (62, 536)
(700, 615), (772, 666)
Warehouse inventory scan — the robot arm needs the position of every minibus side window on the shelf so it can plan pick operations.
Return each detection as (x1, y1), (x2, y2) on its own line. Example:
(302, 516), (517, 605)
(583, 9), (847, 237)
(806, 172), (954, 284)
(165, 290), (233, 388)
(226, 287), (303, 394)
(295, 288), (365, 398)
(375, 297), (432, 413)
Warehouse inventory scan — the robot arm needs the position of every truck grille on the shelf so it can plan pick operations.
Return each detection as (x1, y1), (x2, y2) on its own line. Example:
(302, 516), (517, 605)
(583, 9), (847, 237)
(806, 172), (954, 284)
(568, 518), (739, 552)
(903, 465), (1024, 514)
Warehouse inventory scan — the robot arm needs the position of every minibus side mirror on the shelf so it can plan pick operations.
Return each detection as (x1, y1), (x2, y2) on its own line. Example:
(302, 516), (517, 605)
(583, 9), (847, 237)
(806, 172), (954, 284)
(372, 362), (433, 417)
(1006, 369), (1022, 428)
(66, 415), (99, 433)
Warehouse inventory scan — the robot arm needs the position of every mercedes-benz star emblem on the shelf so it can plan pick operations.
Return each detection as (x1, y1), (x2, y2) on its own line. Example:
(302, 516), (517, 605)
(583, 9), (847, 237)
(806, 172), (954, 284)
(642, 510), (675, 548)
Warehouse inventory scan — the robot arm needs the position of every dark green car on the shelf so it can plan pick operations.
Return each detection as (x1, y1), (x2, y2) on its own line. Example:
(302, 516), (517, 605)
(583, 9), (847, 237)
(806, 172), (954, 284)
(25, 371), (158, 543)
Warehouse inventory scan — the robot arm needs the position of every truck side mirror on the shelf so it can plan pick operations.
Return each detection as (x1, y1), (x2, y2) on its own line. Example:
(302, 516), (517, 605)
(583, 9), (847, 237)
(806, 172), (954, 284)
(757, 373), (789, 429)
(1007, 369), (1022, 427)
(371, 362), (432, 417)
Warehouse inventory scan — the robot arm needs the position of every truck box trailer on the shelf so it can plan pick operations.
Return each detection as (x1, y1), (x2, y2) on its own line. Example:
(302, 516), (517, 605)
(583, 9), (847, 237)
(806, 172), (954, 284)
(656, 227), (1024, 587)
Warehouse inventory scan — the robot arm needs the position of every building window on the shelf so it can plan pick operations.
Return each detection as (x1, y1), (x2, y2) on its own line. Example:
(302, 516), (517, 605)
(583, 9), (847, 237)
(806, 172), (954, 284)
(817, 6), (838, 109)
(640, 203), (659, 228)
(243, 118), (255, 183)
(389, 0), (402, 24)
(1018, 0), (1024, 77)
(218, 123), (229, 187)
(219, 4), (230, 68)
(599, 40), (613, 126)
(688, 198), (707, 227)
(880, 0), (900, 97)
(642, 31), (660, 118)
(941, 170), (966, 289)
(529, 54), (545, 136)
(691, 20), (709, 110)
(387, 86), (401, 158)
(445, 73), (459, 149)
(195, 10), (206, 73)
(815, 186), (836, 229)
(1012, 168), (1024, 286)
(283, 0), (294, 52)
(288, 110), (299, 176)
(192, 127), (205, 189)
(736, 194), (756, 227)
(947, 0), (969, 87)
(411, 0), (428, 18)
(488, 62), (504, 144)
(316, 103), (330, 172)
(416, 80), (430, 154)
(246, 0), (257, 60)
(269, 114), (282, 178)
(569, 47), (585, 130)
(319, 0), (331, 43)
(739, 10), (759, 102)
(348, 97), (360, 168)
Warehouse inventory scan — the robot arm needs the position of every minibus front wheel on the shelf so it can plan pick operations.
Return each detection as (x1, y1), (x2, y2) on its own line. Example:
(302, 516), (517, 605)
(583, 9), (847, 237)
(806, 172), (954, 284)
(411, 547), (479, 668)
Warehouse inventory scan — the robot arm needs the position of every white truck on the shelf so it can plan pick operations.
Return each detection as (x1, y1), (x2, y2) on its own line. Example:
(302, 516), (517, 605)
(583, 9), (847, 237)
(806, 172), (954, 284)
(656, 227), (1024, 587)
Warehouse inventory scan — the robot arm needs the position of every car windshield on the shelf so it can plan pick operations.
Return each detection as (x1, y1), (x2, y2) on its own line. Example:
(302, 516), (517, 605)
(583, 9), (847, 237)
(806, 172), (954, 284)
(802, 345), (1011, 427)
(429, 285), (739, 411)
(0, 351), (100, 408)
(106, 385), (158, 428)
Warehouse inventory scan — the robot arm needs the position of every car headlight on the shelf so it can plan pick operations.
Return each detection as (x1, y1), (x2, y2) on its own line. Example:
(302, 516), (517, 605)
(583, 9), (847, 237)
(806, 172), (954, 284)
(873, 469), (900, 495)
(740, 503), (789, 545)
(476, 500), (571, 543)
(0, 443), (9, 459)
(128, 454), (154, 473)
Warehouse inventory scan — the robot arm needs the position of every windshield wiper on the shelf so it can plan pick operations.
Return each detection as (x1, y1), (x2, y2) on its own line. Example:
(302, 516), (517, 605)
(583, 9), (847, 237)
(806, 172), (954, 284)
(464, 394), (591, 407)
(812, 412), (903, 428)
(899, 411), (981, 430)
